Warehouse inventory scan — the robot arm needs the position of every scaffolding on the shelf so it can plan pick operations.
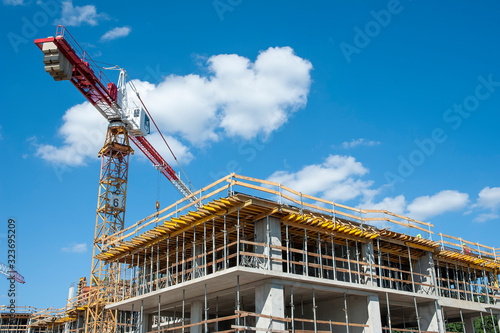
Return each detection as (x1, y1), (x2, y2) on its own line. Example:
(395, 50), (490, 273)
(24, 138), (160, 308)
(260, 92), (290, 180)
(17, 174), (500, 332)
(91, 174), (500, 333)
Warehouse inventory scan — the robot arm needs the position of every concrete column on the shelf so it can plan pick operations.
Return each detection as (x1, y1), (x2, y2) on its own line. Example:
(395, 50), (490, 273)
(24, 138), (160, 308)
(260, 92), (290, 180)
(255, 217), (282, 272)
(349, 294), (382, 333)
(361, 241), (375, 286)
(141, 313), (153, 333)
(418, 301), (445, 333)
(190, 300), (203, 333)
(255, 281), (285, 331)
(462, 315), (476, 333)
(419, 251), (436, 295)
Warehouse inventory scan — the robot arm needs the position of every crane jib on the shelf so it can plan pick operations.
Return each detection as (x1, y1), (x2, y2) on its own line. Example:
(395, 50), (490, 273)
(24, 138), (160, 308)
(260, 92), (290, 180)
(34, 26), (196, 201)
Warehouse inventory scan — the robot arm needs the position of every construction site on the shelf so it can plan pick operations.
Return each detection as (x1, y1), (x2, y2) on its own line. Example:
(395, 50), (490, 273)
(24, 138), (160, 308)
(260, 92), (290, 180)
(1, 26), (499, 333)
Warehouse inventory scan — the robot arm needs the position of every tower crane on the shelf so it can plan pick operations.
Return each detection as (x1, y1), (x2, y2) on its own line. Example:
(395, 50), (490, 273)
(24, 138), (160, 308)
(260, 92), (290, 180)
(34, 26), (195, 333)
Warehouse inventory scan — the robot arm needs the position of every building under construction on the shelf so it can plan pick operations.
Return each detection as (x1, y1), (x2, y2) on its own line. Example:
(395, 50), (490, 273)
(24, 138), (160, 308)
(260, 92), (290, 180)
(4, 26), (497, 333)
(20, 174), (500, 333)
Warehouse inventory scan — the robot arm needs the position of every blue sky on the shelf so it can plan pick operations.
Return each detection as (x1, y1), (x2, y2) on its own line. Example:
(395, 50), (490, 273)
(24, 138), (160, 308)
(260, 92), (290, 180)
(1, 0), (499, 309)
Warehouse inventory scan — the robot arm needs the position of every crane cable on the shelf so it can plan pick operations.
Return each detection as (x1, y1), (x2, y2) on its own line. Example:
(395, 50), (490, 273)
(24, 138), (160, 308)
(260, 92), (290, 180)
(127, 78), (196, 192)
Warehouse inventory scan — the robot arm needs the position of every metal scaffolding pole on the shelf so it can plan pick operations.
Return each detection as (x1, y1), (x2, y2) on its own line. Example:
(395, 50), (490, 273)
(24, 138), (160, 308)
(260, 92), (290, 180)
(212, 219), (216, 274)
(355, 240), (360, 284)
(193, 226), (197, 279)
(483, 266), (491, 304)
(331, 235), (336, 280)
(237, 210), (241, 267)
(460, 309), (467, 333)
(175, 236), (179, 285)
(480, 312), (487, 333)
(150, 246), (154, 291)
(436, 259), (442, 297)
(301, 297), (304, 331)
(304, 229), (308, 276)
(378, 238), (383, 287)
(346, 239), (352, 283)
(490, 308), (498, 333)
(140, 300), (144, 333)
(236, 275), (241, 326)
(291, 285), (295, 333)
(136, 253), (140, 296)
(454, 263), (460, 300)
(312, 289), (317, 333)
(204, 222), (207, 276)
(473, 267), (479, 303)
(182, 232), (186, 283)
(224, 215), (227, 270)
(445, 263), (451, 298)
(204, 284), (208, 333)
(215, 296), (219, 332)
(182, 290), (185, 333)
(398, 255), (403, 291)
(385, 292), (392, 333)
(130, 302), (134, 333)
(387, 253), (392, 290)
(413, 296), (421, 333)
(158, 295), (161, 333)
(166, 237), (170, 287)
(142, 248), (147, 294)
(123, 256), (126, 300)
(344, 293), (350, 333)
(467, 265), (473, 301)
(408, 246), (416, 293)
(286, 224), (290, 274)
(318, 233), (323, 278)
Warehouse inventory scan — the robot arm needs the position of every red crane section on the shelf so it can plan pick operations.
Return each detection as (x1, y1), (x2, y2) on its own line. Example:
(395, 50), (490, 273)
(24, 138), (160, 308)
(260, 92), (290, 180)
(34, 26), (185, 186)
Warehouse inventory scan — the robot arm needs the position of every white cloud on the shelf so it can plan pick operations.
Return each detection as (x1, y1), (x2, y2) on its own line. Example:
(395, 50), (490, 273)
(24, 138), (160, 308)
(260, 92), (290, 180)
(33, 101), (193, 167)
(361, 195), (406, 215)
(407, 190), (469, 221)
(268, 155), (374, 202)
(128, 46), (312, 145)
(146, 132), (194, 165)
(471, 186), (500, 222)
(34, 102), (108, 166)
(340, 138), (381, 149)
(62, 242), (87, 253)
(35, 47), (312, 168)
(474, 212), (499, 223)
(57, 1), (105, 26)
(3, 0), (24, 5)
(100, 26), (131, 42)
(475, 187), (500, 210)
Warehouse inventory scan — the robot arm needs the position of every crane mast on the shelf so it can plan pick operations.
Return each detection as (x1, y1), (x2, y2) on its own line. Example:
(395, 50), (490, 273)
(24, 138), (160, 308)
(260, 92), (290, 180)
(34, 26), (195, 333)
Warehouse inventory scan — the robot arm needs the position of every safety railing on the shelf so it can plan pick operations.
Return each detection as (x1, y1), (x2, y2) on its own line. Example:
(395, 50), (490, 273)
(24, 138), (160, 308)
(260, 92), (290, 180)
(55, 25), (114, 88)
(438, 233), (497, 260)
(102, 174), (436, 251)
